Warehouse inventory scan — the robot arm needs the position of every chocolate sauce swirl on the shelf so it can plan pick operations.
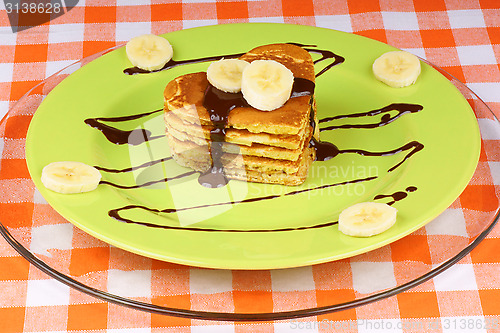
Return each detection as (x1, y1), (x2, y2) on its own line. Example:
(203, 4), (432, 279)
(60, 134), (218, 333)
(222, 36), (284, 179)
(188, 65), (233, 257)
(108, 176), (377, 232)
(95, 157), (172, 174)
(374, 186), (417, 205)
(100, 170), (197, 189)
(319, 103), (423, 131)
(124, 53), (245, 75)
(309, 139), (424, 172)
(288, 43), (345, 77)
(84, 109), (163, 145)
(123, 43), (344, 78)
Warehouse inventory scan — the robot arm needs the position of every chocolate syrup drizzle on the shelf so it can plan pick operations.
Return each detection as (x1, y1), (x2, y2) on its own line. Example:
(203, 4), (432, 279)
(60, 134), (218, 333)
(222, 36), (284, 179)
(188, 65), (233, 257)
(124, 53), (245, 75)
(319, 103), (423, 131)
(108, 176), (377, 232)
(88, 104), (424, 189)
(288, 43), (346, 77)
(100, 170), (197, 190)
(95, 157), (172, 174)
(123, 43), (345, 78)
(374, 186), (418, 206)
(83, 43), (425, 232)
(84, 109), (163, 145)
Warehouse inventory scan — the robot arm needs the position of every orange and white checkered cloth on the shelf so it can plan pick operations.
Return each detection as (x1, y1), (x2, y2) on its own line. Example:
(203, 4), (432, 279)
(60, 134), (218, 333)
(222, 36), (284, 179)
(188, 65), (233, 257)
(1, 1), (500, 332)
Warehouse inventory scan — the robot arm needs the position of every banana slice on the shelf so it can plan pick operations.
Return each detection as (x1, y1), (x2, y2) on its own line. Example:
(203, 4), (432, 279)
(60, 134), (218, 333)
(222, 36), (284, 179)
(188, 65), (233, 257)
(372, 51), (421, 88)
(241, 60), (294, 111)
(338, 202), (397, 237)
(207, 59), (249, 93)
(126, 34), (173, 71)
(41, 161), (102, 194)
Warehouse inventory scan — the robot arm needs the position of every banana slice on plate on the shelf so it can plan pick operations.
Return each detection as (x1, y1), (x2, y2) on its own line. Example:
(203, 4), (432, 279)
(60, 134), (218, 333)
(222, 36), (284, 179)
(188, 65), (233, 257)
(126, 34), (173, 71)
(372, 51), (421, 88)
(338, 202), (398, 237)
(41, 161), (102, 194)
(241, 60), (294, 111)
(207, 59), (249, 93)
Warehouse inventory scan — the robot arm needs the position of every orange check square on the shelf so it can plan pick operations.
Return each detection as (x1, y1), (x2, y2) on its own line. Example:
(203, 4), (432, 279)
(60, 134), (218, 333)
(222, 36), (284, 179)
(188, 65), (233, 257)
(413, 0), (447, 11)
(0, 307), (25, 333)
(0, 159), (30, 179)
(151, 295), (191, 328)
(3, 115), (31, 140)
(398, 291), (440, 318)
(84, 6), (117, 24)
(0, 202), (34, 229)
(420, 29), (456, 48)
(487, 27), (500, 44)
(68, 303), (108, 331)
(442, 65), (466, 83)
(347, 0), (380, 13)
(14, 44), (48, 63)
(479, 289), (500, 315)
(316, 290), (356, 321)
(282, 0), (314, 17)
(70, 247), (110, 276)
(459, 184), (498, 211)
(233, 290), (274, 313)
(217, 1), (249, 20)
(479, 0), (500, 9)
(0, 257), (29, 281)
(391, 235), (432, 264)
(10, 80), (41, 102)
(471, 238), (500, 263)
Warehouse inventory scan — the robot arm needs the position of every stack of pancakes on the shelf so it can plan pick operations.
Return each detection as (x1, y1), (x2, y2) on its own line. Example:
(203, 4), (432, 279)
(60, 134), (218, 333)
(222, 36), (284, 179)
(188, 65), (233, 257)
(163, 43), (318, 186)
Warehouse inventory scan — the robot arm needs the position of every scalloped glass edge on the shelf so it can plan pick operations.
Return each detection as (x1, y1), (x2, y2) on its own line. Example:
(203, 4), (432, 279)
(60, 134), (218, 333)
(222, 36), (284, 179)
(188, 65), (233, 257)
(0, 45), (499, 321)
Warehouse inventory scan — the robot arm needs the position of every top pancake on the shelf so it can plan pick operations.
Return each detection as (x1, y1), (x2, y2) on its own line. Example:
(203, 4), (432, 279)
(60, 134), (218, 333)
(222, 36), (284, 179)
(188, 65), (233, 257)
(163, 43), (316, 136)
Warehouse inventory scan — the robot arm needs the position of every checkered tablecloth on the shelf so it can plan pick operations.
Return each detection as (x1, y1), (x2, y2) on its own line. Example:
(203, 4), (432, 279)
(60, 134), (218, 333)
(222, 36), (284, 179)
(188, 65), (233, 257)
(1, 1), (500, 332)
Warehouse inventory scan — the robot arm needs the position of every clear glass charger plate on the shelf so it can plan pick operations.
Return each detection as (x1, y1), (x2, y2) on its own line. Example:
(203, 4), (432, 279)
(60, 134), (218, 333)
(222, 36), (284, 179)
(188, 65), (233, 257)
(1, 24), (499, 321)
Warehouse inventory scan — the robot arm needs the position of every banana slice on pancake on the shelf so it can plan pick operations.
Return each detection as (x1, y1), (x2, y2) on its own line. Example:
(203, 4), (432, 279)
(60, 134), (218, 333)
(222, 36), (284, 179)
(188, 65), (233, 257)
(207, 59), (250, 93)
(241, 60), (294, 111)
(338, 202), (397, 237)
(372, 51), (421, 88)
(126, 34), (173, 71)
(41, 161), (101, 194)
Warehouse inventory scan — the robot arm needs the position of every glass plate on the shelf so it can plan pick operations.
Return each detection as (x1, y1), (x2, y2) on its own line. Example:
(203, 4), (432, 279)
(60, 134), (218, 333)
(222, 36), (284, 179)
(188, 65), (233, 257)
(24, 24), (480, 269)
(1, 24), (498, 320)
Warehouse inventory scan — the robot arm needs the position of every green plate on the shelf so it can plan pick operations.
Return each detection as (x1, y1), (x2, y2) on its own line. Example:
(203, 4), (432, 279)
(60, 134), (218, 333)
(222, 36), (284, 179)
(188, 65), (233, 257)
(26, 24), (480, 269)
